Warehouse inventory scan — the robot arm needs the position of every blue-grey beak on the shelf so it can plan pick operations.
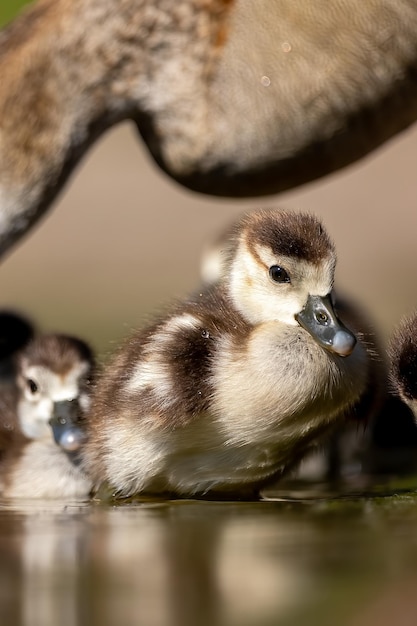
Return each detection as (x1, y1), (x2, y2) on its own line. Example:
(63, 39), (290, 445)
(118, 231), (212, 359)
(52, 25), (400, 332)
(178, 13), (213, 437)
(49, 399), (87, 452)
(295, 294), (357, 357)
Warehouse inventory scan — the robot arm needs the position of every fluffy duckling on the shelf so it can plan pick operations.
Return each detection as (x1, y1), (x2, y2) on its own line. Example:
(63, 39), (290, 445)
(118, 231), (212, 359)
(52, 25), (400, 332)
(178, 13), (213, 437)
(388, 312), (417, 420)
(0, 334), (95, 498)
(201, 220), (389, 479)
(84, 208), (379, 499)
(350, 313), (417, 476)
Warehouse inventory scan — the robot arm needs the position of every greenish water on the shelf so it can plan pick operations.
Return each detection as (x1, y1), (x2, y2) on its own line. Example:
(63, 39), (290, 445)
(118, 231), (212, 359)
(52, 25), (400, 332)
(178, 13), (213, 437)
(2, 485), (417, 626)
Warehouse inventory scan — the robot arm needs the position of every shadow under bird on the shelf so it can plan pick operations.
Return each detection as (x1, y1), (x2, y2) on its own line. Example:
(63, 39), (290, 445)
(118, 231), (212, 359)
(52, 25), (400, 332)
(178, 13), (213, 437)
(0, 333), (95, 498)
(83, 208), (380, 499)
(0, 0), (417, 256)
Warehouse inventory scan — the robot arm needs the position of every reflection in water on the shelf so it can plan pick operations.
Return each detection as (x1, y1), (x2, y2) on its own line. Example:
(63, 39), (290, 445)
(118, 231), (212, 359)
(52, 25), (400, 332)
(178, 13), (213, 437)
(20, 505), (86, 626)
(0, 502), (90, 626)
(1, 495), (417, 626)
(79, 502), (310, 626)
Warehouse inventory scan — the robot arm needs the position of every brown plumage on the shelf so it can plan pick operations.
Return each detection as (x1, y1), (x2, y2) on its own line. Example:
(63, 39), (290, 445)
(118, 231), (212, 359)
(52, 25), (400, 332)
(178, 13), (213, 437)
(201, 220), (395, 482)
(1, 1), (417, 256)
(388, 313), (417, 416)
(83, 208), (382, 499)
(0, 333), (95, 498)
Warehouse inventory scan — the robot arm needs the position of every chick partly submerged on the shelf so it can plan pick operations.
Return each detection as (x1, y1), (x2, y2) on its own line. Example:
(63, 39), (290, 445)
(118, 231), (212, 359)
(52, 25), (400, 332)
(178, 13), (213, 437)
(85, 208), (371, 499)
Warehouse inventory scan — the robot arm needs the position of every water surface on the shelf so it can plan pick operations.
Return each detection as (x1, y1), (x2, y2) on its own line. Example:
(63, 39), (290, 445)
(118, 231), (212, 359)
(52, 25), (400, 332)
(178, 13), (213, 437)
(2, 484), (417, 626)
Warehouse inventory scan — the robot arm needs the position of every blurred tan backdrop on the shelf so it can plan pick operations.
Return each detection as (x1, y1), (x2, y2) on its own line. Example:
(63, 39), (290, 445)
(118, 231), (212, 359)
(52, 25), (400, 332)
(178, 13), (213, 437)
(1, 122), (416, 358)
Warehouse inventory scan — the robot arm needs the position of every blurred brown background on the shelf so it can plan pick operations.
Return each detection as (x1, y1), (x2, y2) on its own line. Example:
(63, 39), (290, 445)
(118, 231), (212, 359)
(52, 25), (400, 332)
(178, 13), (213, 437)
(0, 120), (415, 358)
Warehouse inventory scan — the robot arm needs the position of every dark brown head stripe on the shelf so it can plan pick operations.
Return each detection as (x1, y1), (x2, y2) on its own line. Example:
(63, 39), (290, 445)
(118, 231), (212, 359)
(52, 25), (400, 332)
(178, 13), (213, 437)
(238, 209), (335, 265)
(17, 334), (94, 376)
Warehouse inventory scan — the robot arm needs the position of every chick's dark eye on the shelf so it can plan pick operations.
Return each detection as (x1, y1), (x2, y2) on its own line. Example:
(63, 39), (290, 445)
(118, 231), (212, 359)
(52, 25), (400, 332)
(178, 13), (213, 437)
(269, 265), (290, 283)
(26, 379), (38, 394)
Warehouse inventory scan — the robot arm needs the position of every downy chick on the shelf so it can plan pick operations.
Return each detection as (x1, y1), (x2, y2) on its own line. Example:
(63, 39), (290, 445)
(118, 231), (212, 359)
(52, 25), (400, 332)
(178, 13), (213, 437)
(0, 334), (95, 498)
(84, 208), (380, 499)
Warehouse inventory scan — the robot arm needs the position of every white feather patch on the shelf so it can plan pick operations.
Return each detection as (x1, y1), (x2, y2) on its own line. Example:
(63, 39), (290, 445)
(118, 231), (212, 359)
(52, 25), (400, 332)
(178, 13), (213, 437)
(125, 313), (201, 404)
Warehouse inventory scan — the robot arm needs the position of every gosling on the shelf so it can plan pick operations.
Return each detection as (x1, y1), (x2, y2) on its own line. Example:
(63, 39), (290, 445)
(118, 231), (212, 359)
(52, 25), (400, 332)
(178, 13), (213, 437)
(0, 334), (95, 498)
(85, 208), (377, 499)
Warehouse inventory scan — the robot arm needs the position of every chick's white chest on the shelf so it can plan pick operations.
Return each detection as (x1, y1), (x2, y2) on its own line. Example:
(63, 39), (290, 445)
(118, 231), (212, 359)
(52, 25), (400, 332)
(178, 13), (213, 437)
(3, 441), (92, 499)
(108, 321), (366, 497)
(211, 322), (366, 435)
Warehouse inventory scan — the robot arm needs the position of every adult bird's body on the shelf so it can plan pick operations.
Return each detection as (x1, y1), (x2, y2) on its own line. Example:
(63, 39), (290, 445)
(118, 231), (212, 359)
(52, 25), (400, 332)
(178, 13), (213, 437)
(0, 1), (417, 255)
